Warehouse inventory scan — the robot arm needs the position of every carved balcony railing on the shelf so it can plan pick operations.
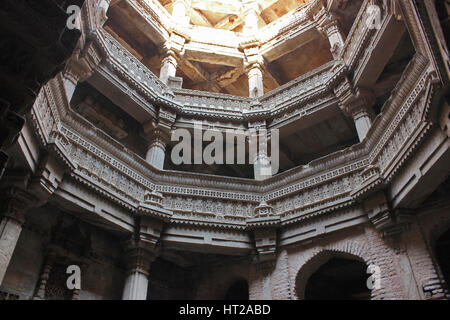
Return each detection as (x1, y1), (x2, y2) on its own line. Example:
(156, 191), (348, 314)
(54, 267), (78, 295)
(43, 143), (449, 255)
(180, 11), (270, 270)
(258, 3), (312, 46)
(28, 48), (436, 229)
(261, 61), (345, 113)
(173, 89), (252, 117)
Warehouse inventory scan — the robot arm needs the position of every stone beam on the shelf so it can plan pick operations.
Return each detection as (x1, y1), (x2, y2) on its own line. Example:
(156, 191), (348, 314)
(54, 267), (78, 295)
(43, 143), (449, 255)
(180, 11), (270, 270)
(189, 7), (214, 27)
(214, 14), (243, 30)
(216, 68), (245, 88)
(353, 14), (406, 88)
(191, 0), (242, 15)
(389, 128), (450, 209)
(183, 44), (244, 67)
(262, 63), (281, 88)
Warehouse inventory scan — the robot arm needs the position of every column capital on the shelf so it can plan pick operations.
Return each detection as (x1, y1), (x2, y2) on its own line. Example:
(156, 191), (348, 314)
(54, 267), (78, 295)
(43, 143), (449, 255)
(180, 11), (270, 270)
(246, 62), (264, 74)
(338, 87), (376, 119)
(161, 52), (178, 68)
(305, 0), (326, 21)
(146, 128), (170, 151)
(65, 41), (102, 83)
(96, 0), (111, 28)
(123, 238), (159, 277)
(143, 111), (175, 149)
(315, 10), (345, 56)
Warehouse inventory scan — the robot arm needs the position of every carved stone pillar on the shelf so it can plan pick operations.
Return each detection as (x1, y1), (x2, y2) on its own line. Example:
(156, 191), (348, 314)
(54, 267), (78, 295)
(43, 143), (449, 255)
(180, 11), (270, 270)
(145, 129), (169, 170)
(339, 87), (376, 142)
(352, 106), (375, 142)
(307, 2), (345, 58)
(318, 14), (345, 58)
(63, 41), (103, 102)
(143, 109), (175, 170)
(122, 239), (157, 300)
(247, 64), (264, 98)
(33, 250), (56, 300)
(0, 187), (36, 284)
(122, 188), (170, 300)
(249, 123), (272, 181)
(253, 143), (271, 181)
(160, 52), (178, 85)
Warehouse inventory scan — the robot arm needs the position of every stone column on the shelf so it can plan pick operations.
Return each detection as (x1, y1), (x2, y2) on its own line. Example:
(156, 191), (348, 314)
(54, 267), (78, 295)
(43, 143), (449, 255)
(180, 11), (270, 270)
(243, 1), (264, 98)
(321, 17), (345, 58)
(33, 250), (56, 299)
(253, 150), (271, 181)
(122, 239), (157, 300)
(341, 88), (376, 142)
(311, 6), (345, 58)
(145, 130), (168, 170)
(160, 52), (178, 85)
(144, 108), (175, 170)
(63, 41), (103, 103)
(248, 64), (264, 98)
(352, 106), (375, 142)
(0, 188), (36, 284)
(62, 69), (79, 103)
(249, 125), (272, 181)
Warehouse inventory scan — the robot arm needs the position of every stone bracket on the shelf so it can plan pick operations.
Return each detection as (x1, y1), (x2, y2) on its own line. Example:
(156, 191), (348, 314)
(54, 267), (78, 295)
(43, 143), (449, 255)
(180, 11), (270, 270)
(363, 191), (413, 236)
(247, 201), (280, 264)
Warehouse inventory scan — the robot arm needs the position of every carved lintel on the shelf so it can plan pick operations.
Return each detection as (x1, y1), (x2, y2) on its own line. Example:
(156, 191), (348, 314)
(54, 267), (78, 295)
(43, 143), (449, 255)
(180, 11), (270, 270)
(158, 107), (177, 131)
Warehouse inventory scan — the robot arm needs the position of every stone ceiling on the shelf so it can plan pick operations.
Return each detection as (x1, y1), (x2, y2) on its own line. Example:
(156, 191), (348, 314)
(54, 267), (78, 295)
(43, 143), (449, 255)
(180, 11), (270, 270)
(104, 0), (335, 97)
(158, 0), (312, 31)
